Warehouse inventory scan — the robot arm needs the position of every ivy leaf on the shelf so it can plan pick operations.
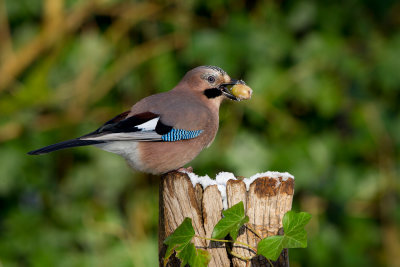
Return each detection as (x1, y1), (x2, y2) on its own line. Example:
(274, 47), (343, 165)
(163, 217), (210, 267)
(164, 217), (195, 263)
(190, 247), (212, 267)
(257, 235), (285, 261)
(212, 201), (249, 240)
(178, 243), (211, 267)
(257, 211), (311, 261)
(282, 210), (311, 248)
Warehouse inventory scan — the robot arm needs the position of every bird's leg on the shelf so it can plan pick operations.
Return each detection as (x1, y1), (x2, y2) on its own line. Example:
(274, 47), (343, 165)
(176, 166), (194, 173)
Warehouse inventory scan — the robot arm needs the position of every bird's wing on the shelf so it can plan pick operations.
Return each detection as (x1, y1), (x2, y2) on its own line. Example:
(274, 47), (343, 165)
(79, 111), (203, 142)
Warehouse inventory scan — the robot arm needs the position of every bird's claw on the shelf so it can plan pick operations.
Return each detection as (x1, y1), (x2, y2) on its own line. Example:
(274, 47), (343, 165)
(176, 166), (194, 173)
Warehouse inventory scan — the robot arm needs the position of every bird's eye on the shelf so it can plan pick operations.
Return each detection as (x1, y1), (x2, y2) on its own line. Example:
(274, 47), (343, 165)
(207, 76), (216, 83)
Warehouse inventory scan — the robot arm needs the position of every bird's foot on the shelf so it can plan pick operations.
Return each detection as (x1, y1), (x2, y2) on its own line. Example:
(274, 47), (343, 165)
(176, 166), (194, 173)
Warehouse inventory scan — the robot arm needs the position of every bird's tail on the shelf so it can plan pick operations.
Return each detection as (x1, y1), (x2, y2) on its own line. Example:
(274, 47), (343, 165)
(27, 139), (105, 155)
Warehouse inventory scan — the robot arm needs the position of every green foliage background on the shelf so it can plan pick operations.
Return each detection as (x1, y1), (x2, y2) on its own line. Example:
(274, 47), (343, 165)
(0, 0), (399, 266)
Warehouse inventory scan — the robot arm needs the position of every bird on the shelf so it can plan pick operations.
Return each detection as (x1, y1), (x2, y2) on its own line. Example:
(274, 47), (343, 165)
(28, 66), (252, 174)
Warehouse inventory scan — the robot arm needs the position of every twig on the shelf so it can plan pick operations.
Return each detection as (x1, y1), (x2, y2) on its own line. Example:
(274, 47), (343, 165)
(229, 250), (252, 262)
(0, 0), (14, 61)
(194, 235), (257, 253)
(0, 0), (97, 92)
(105, 2), (161, 44)
(88, 32), (185, 103)
(246, 223), (263, 239)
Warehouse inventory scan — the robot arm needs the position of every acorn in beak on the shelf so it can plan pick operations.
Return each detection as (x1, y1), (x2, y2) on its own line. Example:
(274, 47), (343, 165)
(219, 79), (253, 101)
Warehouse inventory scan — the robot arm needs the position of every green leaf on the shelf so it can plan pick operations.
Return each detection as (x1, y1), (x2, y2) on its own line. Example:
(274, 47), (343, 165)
(164, 217), (195, 262)
(211, 201), (249, 240)
(178, 243), (211, 267)
(190, 248), (212, 267)
(163, 218), (210, 267)
(282, 210), (311, 248)
(257, 211), (311, 261)
(257, 235), (285, 260)
(177, 243), (194, 266)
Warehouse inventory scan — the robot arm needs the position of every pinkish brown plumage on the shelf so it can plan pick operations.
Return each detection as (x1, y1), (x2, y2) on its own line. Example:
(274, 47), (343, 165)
(28, 66), (252, 174)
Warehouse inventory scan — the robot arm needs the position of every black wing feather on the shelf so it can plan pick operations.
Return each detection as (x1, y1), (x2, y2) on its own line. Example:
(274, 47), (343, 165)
(83, 111), (159, 136)
(28, 111), (170, 155)
(27, 139), (104, 155)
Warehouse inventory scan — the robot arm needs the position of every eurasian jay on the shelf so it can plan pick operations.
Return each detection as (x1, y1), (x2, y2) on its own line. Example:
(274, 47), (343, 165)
(28, 66), (252, 174)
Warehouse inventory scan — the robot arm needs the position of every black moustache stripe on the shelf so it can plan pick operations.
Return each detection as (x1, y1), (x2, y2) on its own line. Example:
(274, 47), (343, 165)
(204, 88), (223, 99)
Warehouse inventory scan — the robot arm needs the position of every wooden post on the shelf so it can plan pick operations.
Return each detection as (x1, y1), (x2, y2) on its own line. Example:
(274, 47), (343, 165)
(159, 171), (294, 267)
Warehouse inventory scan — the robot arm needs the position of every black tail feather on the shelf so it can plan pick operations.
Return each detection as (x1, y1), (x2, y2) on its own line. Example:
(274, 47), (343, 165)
(27, 139), (105, 155)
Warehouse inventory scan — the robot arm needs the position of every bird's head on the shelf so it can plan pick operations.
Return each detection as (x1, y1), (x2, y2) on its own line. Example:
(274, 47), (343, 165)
(176, 66), (252, 106)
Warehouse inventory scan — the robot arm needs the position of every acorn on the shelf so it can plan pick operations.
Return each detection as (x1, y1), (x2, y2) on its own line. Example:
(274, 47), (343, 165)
(231, 83), (252, 100)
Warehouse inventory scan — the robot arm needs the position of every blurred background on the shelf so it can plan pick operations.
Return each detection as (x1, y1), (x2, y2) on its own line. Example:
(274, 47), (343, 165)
(0, 0), (399, 266)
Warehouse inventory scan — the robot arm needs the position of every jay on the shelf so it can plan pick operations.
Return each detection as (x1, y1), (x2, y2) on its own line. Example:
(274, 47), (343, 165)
(28, 66), (252, 174)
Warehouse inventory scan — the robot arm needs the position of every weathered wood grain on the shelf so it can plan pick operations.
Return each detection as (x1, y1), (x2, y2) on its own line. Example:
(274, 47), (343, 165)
(159, 172), (294, 267)
(202, 185), (230, 267)
(246, 177), (293, 266)
(226, 179), (251, 267)
(159, 172), (207, 266)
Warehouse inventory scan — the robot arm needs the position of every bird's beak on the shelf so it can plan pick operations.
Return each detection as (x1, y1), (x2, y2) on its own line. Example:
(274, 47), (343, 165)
(218, 79), (244, 101)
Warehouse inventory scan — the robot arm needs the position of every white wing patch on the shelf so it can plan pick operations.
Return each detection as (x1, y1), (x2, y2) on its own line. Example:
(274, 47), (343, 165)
(80, 116), (162, 142)
(136, 117), (159, 131)
(79, 115), (202, 143)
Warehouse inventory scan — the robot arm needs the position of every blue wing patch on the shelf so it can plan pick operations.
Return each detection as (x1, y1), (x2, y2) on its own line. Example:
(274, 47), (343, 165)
(161, 129), (203, 142)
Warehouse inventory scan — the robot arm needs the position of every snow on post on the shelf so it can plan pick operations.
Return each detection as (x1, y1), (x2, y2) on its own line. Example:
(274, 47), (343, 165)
(159, 171), (295, 267)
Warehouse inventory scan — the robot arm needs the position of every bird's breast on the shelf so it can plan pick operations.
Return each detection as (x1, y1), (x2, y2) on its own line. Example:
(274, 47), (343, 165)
(136, 126), (217, 174)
